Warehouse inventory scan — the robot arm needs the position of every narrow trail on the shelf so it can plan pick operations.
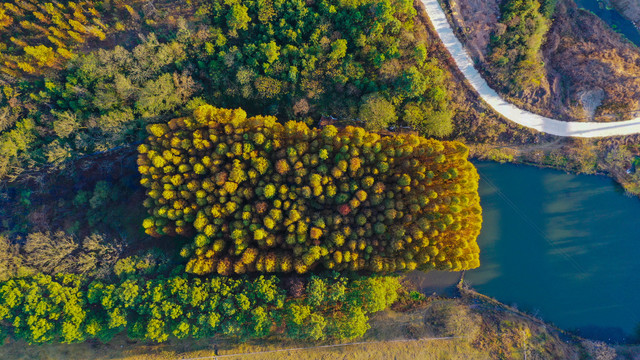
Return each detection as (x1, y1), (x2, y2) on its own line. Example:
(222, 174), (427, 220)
(422, 0), (640, 138)
(173, 337), (459, 360)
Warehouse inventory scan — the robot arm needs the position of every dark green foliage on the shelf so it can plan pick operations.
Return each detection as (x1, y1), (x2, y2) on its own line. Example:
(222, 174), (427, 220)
(0, 147), (149, 243)
(0, 273), (400, 344)
(540, 0), (557, 17)
(201, 0), (451, 124)
(0, 0), (453, 180)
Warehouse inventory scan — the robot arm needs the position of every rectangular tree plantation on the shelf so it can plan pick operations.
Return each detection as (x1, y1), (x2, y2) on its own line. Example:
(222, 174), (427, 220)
(138, 105), (482, 275)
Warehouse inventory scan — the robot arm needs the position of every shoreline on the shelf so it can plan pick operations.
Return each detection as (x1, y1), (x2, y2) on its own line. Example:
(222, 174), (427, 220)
(408, 270), (635, 344)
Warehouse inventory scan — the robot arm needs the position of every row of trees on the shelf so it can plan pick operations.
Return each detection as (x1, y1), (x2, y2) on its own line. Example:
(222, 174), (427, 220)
(0, 272), (400, 344)
(139, 105), (482, 275)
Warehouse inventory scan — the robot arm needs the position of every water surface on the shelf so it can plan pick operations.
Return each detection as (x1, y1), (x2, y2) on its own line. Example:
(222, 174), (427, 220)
(575, 0), (640, 46)
(416, 161), (640, 343)
(464, 161), (640, 342)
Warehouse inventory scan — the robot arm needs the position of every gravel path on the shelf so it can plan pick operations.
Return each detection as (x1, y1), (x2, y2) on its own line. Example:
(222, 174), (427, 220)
(422, 0), (640, 138)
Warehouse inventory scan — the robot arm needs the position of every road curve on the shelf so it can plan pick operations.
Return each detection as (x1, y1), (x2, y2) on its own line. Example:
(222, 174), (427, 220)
(421, 0), (640, 138)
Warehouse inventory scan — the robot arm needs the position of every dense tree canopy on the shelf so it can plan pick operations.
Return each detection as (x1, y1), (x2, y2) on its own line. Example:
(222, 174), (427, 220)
(0, 0), (453, 179)
(0, 0), (481, 349)
(0, 272), (400, 344)
(202, 0), (450, 116)
(138, 105), (482, 275)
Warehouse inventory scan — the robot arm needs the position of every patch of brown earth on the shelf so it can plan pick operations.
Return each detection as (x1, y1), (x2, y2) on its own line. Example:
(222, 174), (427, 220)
(544, 0), (640, 121)
(446, 0), (500, 62)
(450, 0), (640, 121)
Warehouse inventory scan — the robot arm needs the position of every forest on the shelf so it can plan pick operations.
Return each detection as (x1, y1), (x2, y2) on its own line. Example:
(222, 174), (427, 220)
(0, 0), (480, 349)
(0, 106), (481, 345)
(140, 105), (481, 275)
(0, 101), (482, 345)
(0, 0), (453, 180)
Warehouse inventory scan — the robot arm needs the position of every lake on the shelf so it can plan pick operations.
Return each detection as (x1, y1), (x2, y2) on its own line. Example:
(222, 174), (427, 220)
(415, 161), (640, 343)
(575, 0), (640, 47)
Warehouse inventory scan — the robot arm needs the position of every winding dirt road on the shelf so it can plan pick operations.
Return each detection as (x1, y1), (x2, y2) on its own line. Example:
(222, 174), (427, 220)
(422, 0), (640, 138)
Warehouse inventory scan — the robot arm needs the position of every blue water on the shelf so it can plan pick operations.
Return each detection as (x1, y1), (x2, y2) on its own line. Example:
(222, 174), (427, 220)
(575, 0), (640, 47)
(463, 161), (640, 343)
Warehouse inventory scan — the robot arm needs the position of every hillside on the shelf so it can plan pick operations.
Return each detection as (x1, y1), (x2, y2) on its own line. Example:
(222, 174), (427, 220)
(447, 0), (640, 122)
(433, 0), (640, 196)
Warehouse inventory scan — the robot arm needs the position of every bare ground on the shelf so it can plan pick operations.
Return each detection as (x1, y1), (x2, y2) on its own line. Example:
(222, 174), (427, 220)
(545, 0), (640, 121)
(448, 0), (640, 122)
(446, 0), (500, 63)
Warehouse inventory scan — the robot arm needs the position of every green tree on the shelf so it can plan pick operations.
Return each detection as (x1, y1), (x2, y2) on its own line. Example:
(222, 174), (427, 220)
(135, 73), (182, 117)
(305, 277), (327, 306)
(261, 41), (280, 65)
(359, 94), (397, 131)
(332, 307), (369, 339)
(329, 39), (348, 60)
(227, 3), (251, 35)
(404, 103), (453, 138)
(52, 111), (79, 139)
(399, 66), (427, 98)
(488, 0), (551, 93)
